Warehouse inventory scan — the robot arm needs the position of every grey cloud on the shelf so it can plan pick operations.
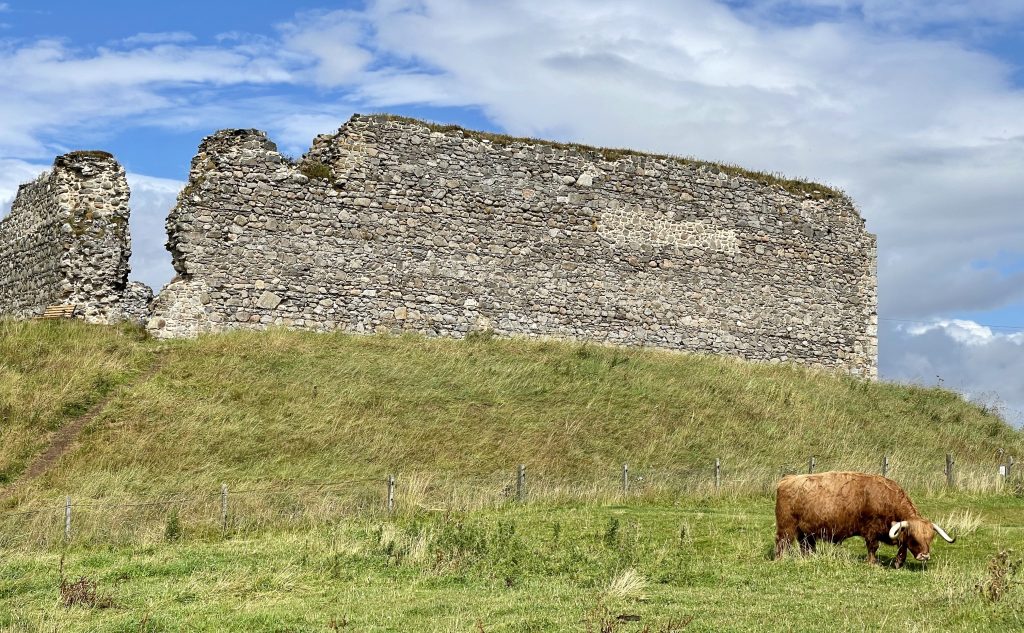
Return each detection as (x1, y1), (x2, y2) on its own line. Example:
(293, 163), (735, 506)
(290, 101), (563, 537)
(880, 321), (1024, 426)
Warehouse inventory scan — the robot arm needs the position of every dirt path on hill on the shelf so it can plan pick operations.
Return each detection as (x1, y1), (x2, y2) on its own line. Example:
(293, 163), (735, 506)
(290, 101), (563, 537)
(0, 352), (166, 501)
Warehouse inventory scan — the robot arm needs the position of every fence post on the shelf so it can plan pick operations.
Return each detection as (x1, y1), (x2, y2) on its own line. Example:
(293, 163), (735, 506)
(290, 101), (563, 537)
(1009, 457), (1015, 480)
(714, 458), (721, 493)
(64, 495), (72, 542)
(517, 464), (526, 502)
(882, 454), (889, 478)
(220, 483), (228, 537)
(808, 456), (816, 474)
(622, 464), (629, 494)
(387, 475), (396, 512)
(945, 453), (955, 488)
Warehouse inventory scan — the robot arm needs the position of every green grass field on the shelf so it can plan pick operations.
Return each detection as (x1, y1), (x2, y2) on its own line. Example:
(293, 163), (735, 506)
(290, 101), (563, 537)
(2, 321), (1024, 631)
(4, 495), (1024, 632)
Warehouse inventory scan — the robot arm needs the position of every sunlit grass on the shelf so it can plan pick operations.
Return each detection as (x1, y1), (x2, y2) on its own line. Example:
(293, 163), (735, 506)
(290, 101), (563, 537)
(3, 498), (1024, 631)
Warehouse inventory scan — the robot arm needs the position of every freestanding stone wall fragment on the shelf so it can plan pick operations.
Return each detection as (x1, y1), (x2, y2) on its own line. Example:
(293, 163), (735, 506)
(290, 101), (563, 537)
(150, 115), (877, 377)
(0, 151), (133, 323)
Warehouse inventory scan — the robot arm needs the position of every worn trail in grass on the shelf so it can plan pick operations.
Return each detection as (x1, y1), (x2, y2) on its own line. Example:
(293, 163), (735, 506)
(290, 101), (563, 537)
(0, 320), (154, 490)
(3, 496), (1024, 632)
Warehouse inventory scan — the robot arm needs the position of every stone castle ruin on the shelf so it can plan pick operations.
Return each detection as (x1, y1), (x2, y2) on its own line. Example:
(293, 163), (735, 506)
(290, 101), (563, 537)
(0, 151), (149, 324)
(0, 115), (878, 376)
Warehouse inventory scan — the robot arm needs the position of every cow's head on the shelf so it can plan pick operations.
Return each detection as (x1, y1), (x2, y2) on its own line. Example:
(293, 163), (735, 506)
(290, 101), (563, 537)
(889, 519), (955, 561)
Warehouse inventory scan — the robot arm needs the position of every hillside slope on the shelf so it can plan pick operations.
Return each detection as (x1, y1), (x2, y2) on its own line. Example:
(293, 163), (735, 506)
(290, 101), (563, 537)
(1, 321), (1021, 508)
(0, 320), (153, 486)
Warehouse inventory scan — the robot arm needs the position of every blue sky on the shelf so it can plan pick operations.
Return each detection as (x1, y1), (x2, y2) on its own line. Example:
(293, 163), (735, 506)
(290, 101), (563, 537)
(1, 0), (1023, 422)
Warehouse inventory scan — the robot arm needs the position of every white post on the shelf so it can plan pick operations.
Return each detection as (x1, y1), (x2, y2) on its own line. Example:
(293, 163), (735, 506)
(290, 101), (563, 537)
(220, 483), (228, 536)
(64, 495), (72, 542)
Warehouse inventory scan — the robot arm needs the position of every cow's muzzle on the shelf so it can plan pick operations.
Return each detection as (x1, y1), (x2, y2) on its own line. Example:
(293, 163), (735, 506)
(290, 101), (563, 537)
(915, 553), (930, 561)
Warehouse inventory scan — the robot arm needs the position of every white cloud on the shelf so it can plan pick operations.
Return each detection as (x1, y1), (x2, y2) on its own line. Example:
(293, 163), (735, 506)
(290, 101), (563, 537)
(905, 319), (1024, 346)
(119, 32), (196, 46)
(125, 173), (181, 291)
(277, 10), (373, 86)
(271, 112), (354, 155)
(0, 158), (48, 217)
(0, 38), (295, 157)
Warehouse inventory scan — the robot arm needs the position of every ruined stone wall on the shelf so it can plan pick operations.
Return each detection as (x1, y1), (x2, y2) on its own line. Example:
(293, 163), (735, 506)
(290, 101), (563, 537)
(0, 152), (132, 323)
(150, 115), (877, 376)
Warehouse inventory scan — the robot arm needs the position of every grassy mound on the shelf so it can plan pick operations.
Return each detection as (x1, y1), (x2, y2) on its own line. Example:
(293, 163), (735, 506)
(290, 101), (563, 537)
(4, 322), (1024, 631)
(1, 321), (1020, 505)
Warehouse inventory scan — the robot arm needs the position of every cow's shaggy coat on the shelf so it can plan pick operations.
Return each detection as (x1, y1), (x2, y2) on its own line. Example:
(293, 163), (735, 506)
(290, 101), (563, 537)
(774, 471), (954, 566)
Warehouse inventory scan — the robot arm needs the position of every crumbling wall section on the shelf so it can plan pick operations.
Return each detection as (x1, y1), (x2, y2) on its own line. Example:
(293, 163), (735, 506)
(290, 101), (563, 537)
(150, 115), (877, 376)
(0, 152), (132, 323)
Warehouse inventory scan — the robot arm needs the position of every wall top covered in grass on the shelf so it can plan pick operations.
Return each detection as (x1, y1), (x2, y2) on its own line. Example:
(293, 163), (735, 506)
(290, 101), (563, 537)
(146, 114), (877, 376)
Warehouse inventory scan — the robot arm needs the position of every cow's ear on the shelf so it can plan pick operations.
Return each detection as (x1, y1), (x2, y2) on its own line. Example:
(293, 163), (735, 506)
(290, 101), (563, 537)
(889, 521), (907, 540)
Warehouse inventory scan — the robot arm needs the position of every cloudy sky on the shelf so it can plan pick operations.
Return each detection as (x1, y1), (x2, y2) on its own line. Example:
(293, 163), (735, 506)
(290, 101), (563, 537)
(0, 0), (1022, 422)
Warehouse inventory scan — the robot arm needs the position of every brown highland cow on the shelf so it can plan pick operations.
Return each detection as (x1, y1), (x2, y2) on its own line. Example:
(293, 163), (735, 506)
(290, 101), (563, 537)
(774, 471), (955, 566)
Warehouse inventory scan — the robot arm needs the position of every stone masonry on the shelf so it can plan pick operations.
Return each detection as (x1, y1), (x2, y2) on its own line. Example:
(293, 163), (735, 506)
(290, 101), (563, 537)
(148, 115), (877, 376)
(0, 152), (135, 324)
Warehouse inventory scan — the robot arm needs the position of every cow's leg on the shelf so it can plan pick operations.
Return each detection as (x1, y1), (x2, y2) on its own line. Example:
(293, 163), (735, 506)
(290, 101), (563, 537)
(894, 543), (907, 569)
(865, 538), (879, 564)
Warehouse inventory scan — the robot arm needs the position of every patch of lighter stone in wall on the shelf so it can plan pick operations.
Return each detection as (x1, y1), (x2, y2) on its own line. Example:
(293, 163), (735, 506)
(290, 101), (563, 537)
(597, 202), (739, 253)
(146, 279), (213, 339)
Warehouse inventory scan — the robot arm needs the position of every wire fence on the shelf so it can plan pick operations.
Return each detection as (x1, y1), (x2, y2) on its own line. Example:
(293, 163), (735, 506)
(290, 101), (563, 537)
(1, 453), (1021, 549)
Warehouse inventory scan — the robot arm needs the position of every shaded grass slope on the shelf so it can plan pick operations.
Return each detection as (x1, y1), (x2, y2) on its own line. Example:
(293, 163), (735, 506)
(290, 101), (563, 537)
(1, 322), (1020, 505)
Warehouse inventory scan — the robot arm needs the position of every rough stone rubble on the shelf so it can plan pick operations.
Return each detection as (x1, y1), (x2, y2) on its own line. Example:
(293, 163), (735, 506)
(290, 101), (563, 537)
(0, 151), (149, 324)
(147, 115), (877, 376)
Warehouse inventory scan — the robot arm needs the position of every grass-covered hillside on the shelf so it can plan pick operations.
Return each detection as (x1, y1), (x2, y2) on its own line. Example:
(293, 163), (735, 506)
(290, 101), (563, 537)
(0, 320), (153, 486)
(4, 321), (1024, 632)
(1, 319), (1020, 508)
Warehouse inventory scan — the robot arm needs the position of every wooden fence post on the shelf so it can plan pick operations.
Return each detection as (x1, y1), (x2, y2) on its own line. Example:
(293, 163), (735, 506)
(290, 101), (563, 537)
(220, 483), (228, 537)
(622, 464), (629, 494)
(64, 495), (72, 542)
(714, 458), (721, 493)
(387, 475), (396, 512)
(517, 465), (526, 502)
(1009, 457), (1015, 480)
(945, 453), (955, 488)
(882, 455), (889, 478)
(808, 456), (816, 474)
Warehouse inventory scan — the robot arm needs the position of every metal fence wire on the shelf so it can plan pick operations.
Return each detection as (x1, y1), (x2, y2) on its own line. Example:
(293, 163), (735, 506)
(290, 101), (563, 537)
(1, 454), (1020, 547)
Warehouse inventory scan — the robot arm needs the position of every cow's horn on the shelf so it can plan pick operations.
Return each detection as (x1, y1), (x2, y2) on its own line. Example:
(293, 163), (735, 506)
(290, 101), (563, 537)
(889, 520), (908, 539)
(932, 523), (956, 544)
